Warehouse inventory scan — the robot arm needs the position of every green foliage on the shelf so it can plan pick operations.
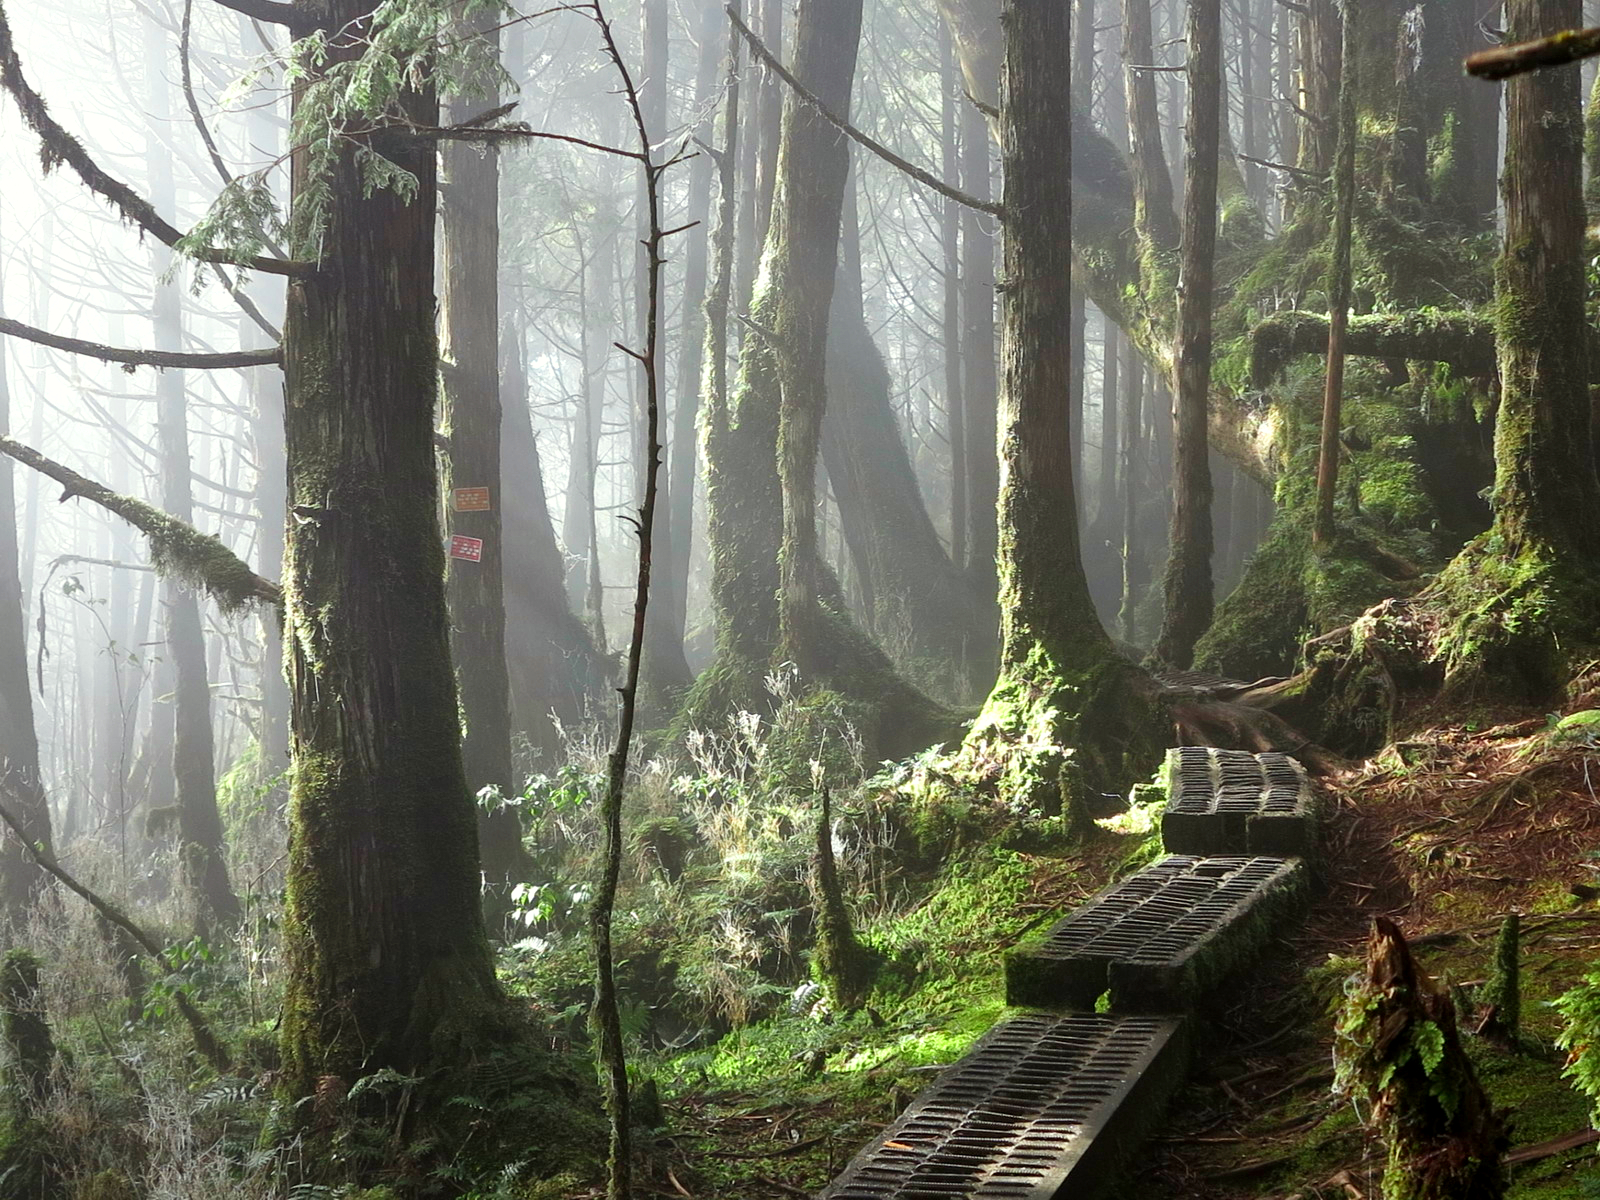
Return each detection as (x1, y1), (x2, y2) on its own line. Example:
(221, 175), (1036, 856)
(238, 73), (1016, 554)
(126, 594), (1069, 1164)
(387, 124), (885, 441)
(184, 0), (514, 263)
(172, 171), (285, 283)
(1553, 966), (1600, 1126)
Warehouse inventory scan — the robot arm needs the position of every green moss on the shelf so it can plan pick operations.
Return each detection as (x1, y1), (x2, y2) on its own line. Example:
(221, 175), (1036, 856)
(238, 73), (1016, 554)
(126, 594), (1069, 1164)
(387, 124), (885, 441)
(1431, 533), (1600, 702)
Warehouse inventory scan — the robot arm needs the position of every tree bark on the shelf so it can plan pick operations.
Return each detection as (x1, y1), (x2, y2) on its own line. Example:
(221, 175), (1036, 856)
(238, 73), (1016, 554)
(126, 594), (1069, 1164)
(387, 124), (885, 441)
(145, 14), (238, 929)
(1492, 0), (1600, 560)
(278, 0), (507, 1097)
(1314, 0), (1358, 547)
(955, 0), (1163, 823)
(1153, 0), (1221, 669)
(0, 209), (49, 921)
(439, 7), (532, 899)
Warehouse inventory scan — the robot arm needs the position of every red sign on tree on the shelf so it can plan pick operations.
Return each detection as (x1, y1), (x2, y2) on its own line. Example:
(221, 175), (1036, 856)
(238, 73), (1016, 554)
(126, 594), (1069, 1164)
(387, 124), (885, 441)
(448, 535), (484, 562)
(453, 487), (491, 512)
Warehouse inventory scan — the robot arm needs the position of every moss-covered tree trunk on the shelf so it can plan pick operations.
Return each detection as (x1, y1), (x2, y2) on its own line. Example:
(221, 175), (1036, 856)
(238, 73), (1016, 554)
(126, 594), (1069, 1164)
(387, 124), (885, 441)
(1435, 0), (1600, 695)
(686, 0), (954, 757)
(145, 15), (238, 929)
(1336, 917), (1506, 1199)
(0, 212), (48, 920)
(768, 0), (861, 670)
(1153, 0), (1220, 669)
(954, 0), (1163, 822)
(439, 8), (532, 901)
(279, 0), (506, 1096)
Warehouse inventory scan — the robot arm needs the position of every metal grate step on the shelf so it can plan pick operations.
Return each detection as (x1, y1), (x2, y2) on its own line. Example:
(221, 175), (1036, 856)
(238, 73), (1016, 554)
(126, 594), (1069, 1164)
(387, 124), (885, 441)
(1005, 855), (1307, 1012)
(822, 1012), (1188, 1200)
(1159, 746), (1319, 858)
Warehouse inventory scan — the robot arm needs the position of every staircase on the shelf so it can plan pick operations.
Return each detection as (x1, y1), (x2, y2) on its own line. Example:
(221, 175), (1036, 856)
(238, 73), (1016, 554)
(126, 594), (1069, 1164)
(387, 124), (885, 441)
(819, 748), (1323, 1200)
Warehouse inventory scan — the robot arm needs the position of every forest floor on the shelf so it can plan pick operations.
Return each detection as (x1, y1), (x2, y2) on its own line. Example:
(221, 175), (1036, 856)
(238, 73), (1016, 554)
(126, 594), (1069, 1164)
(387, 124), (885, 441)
(639, 827), (1160, 1199)
(1125, 701), (1600, 1200)
(643, 699), (1600, 1200)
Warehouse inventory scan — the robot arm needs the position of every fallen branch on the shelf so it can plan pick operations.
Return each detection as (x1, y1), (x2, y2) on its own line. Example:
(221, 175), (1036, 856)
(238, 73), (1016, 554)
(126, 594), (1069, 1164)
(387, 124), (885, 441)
(0, 435), (281, 613)
(1504, 1128), (1600, 1165)
(0, 794), (232, 1074)
(0, 317), (282, 371)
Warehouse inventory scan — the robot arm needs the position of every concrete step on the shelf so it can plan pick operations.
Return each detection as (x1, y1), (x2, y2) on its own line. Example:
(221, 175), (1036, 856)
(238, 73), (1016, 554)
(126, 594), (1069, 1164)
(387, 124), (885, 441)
(1005, 854), (1308, 1012)
(1159, 746), (1319, 858)
(821, 1012), (1189, 1200)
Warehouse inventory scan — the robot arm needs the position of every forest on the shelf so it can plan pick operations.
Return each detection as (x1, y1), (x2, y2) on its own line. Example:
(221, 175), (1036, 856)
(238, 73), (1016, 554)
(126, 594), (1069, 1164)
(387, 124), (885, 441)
(1, 0), (1600, 1195)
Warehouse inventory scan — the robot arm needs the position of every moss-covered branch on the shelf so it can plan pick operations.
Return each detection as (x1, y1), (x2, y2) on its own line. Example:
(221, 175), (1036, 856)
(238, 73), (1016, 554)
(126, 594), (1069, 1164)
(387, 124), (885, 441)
(0, 317), (282, 371)
(0, 0), (310, 278)
(1249, 310), (1499, 386)
(0, 436), (280, 613)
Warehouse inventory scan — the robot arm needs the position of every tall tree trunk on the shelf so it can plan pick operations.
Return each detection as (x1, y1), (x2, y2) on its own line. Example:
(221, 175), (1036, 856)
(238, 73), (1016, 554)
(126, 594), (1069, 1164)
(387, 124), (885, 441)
(957, 0), (1163, 824)
(0, 209), (49, 920)
(501, 318), (602, 765)
(1118, 338), (1144, 642)
(1435, 0), (1600, 696)
(767, 0), (861, 668)
(822, 190), (995, 701)
(439, 8), (531, 899)
(279, 0), (507, 1097)
(636, 0), (692, 698)
(145, 16), (238, 928)
(1125, 0), (1181, 249)
(663, 0), (722, 662)
(941, 24), (966, 571)
(959, 89), (999, 628)
(1153, 0), (1220, 668)
(564, 227), (612, 646)
(1314, 0), (1357, 547)
(685, 0), (952, 757)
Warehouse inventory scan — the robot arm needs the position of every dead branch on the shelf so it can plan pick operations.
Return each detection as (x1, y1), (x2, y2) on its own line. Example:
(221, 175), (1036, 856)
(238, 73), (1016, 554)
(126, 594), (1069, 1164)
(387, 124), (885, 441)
(0, 793), (233, 1074)
(1466, 25), (1600, 78)
(0, 317), (282, 371)
(726, 6), (1002, 217)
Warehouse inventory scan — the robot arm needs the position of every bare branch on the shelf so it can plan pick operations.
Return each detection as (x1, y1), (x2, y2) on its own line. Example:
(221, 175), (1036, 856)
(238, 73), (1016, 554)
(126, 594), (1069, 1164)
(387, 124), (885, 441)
(1465, 24), (1600, 78)
(0, 435), (282, 612)
(0, 317), (282, 370)
(0, 0), (311, 278)
(0, 792), (233, 1074)
(1238, 153), (1322, 181)
(726, 6), (1003, 217)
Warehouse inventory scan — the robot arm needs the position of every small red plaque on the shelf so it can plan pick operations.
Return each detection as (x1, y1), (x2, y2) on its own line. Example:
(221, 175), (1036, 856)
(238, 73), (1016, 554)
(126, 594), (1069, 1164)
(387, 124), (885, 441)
(453, 486), (491, 512)
(449, 535), (484, 562)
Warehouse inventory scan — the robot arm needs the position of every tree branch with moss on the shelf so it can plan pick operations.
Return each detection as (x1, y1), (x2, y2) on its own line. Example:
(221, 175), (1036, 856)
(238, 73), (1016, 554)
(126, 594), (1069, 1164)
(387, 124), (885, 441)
(0, 0), (311, 278)
(0, 436), (280, 613)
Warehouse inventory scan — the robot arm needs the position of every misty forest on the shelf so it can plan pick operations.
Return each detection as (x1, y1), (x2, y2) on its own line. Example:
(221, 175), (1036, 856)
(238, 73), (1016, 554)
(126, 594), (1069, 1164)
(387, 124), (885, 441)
(5, 0), (1600, 1195)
